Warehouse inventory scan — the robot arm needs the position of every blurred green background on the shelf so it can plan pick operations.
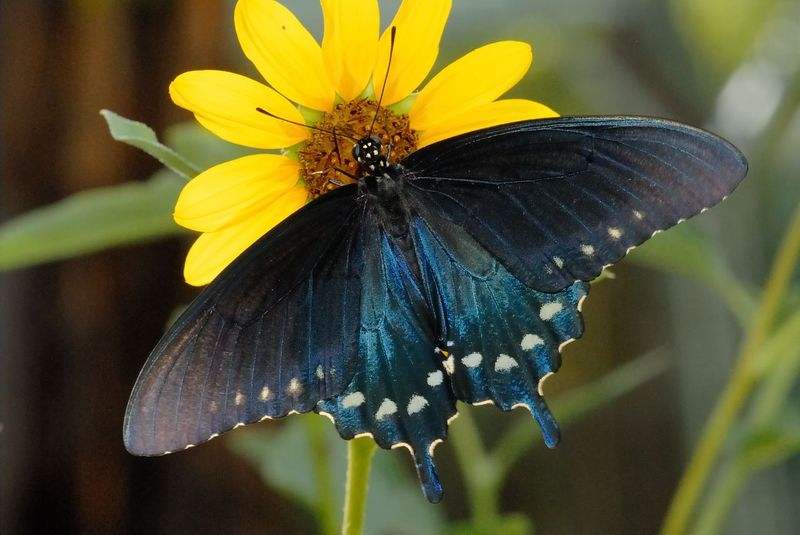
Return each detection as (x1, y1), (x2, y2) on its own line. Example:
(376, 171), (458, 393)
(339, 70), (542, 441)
(2, 0), (799, 534)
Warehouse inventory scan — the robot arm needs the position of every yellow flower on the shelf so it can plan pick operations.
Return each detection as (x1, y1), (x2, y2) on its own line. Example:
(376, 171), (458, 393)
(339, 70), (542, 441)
(171, 0), (557, 286)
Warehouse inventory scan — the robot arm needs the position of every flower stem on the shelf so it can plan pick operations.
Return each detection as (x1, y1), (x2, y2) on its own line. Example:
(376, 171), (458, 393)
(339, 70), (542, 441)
(661, 204), (800, 535)
(305, 416), (337, 535)
(342, 436), (377, 535)
(690, 460), (749, 535)
(449, 406), (501, 530)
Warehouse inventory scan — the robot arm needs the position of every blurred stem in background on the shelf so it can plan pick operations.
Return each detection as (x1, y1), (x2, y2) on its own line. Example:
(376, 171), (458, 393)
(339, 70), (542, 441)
(663, 204), (800, 535)
(663, 66), (800, 535)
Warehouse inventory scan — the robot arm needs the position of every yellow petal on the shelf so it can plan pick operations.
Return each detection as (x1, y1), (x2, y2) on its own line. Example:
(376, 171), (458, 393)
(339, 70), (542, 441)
(235, 0), (335, 111)
(321, 0), (379, 101)
(411, 41), (533, 131)
(170, 70), (308, 149)
(373, 0), (452, 106)
(174, 154), (301, 233)
(183, 185), (308, 286)
(418, 99), (559, 148)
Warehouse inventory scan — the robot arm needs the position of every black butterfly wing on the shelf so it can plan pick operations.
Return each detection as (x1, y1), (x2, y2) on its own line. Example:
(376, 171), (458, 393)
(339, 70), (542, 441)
(408, 199), (588, 447)
(317, 212), (457, 503)
(402, 116), (748, 292)
(124, 186), (364, 455)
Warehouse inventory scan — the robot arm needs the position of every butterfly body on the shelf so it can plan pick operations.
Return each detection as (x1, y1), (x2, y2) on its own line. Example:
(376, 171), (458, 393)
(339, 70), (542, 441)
(355, 135), (414, 239)
(124, 116), (747, 503)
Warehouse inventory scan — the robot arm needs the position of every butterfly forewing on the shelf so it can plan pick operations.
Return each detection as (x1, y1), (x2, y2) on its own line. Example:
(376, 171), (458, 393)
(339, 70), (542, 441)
(124, 186), (364, 455)
(403, 117), (748, 292)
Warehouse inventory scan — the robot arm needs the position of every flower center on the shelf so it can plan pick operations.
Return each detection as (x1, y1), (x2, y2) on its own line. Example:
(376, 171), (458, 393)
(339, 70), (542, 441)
(298, 99), (418, 200)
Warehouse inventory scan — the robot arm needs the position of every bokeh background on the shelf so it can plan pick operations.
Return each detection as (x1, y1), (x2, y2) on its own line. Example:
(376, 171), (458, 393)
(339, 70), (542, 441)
(2, 0), (800, 534)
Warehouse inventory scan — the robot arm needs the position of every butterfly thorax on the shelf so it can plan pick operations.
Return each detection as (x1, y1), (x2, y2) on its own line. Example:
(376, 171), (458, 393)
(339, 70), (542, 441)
(354, 136), (410, 237)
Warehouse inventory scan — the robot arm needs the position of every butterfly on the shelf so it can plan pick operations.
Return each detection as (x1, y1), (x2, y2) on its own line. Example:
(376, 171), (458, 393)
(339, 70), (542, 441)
(124, 116), (747, 503)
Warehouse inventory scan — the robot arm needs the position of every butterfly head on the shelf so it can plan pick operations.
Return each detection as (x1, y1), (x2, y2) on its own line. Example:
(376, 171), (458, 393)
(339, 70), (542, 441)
(353, 135), (388, 175)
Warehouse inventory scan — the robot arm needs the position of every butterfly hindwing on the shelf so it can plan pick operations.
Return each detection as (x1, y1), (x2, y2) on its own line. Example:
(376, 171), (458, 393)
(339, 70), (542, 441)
(317, 217), (457, 503)
(403, 116), (748, 292)
(124, 186), (364, 455)
(409, 201), (588, 447)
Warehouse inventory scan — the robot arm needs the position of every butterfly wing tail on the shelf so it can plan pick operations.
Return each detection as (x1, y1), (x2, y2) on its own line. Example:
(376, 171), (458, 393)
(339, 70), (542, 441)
(414, 449), (444, 503)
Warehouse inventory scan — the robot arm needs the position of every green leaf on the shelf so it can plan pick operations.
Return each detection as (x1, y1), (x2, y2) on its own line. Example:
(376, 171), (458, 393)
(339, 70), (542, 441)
(747, 309), (800, 425)
(444, 514), (533, 535)
(627, 224), (756, 325)
(229, 416), (445, 535)
(100, 109), (199, 180)
(739, 405), (800, 472)
(670, 0), (781, 72)
(164, 122), (260, 171)
(0, 170), (186, 270)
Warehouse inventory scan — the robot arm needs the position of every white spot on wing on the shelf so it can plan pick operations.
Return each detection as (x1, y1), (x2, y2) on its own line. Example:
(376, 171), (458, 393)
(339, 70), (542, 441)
(316, 365), (324, 379)
(342, 391), (365, 408)
(427, 370), (444, 387)
(259, 386), (271, 401)
(446, 340), (455, 347)
(494, 354), (519, 372)
(406, 395), (429, 415)
(540, 302), (563, 321)
(521, 334), (544, 350)
(375, 398), (397, 420)
(580, 244), (595, 256)
(633, 210), (644, 220)
(553, 256), (565, 268)
(287, 377), (302, 395)
(234, 392), (245, 406)
(462, 352), (483, 368)
(608, 227), (623, 239)
(443, 356), (455, 374)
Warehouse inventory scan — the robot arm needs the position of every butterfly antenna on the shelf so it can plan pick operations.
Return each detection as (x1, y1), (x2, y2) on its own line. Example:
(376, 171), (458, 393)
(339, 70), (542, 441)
(368, 25), (397, 137)
(255, 107), (359, 142)
(332, 126), (343, 166)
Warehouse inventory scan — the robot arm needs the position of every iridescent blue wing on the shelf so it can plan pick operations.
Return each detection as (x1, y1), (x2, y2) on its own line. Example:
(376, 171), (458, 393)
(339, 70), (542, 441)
(408, 199), (588, 447)
(403, 116), (748, 292)
(124, 186), (364, 456)
(317, 214), (457, 503)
